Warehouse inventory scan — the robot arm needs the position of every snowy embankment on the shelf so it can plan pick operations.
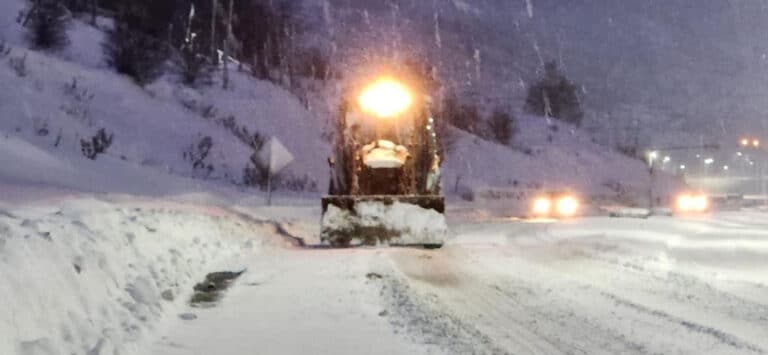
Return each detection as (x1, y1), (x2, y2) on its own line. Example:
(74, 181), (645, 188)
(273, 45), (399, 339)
(443, 116), (683, 211)
(0, 0), (329, 192)
(0, 196), (266, 355)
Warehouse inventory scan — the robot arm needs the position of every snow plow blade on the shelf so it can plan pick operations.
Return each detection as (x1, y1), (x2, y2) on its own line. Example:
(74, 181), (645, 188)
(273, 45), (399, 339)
(321, 196), (447, 248)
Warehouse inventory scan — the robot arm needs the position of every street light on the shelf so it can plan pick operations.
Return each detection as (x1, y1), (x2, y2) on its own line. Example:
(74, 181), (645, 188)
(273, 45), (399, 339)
(704, 158), (714, 165)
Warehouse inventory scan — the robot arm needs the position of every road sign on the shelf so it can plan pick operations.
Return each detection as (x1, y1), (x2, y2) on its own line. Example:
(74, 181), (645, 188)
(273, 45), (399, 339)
(257, 137), (294, 175)
(257, 137), (294, 206)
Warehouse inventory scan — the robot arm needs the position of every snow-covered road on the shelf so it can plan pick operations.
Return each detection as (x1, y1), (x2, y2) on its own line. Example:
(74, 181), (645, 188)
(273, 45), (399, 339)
(153, 211), (768, 355)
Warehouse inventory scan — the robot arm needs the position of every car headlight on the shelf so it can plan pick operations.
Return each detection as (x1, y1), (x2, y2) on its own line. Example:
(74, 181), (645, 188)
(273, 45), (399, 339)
(692, 195), (709, 211)
(556, 196), (579, 217)
(676, 193), (708, 212)
(532, 197), (552, 216)
(677, 194), (694, 211)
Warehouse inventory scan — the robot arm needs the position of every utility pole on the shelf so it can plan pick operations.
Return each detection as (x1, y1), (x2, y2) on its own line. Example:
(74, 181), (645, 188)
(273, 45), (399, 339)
(739, 136), (766, 206)
(647, 151), (658, 213)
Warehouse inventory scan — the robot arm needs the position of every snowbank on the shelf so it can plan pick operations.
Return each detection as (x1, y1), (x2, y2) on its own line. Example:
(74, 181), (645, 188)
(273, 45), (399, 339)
(0, 198), (260, 355)
(322, 201), (448, 245)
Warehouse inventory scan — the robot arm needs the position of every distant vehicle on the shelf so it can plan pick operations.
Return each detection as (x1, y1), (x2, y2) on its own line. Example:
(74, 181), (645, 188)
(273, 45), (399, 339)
(530, 191), (581, 219)
(673, 192), (710, 214)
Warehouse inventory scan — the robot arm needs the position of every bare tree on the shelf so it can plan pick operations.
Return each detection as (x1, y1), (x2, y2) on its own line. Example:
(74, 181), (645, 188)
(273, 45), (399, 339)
(210, 0), (216, 62)
(222, 0), (232, 89)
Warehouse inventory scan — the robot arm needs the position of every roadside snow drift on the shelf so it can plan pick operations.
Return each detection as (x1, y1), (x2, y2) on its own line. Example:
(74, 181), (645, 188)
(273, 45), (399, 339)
(0, 198), (260, 355)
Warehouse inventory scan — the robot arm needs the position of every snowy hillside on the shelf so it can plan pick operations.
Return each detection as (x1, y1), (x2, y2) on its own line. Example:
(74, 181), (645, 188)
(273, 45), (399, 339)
(443, 116), (681, 211)
(0, 0), (693, 207)
(0, 0), (330, 196)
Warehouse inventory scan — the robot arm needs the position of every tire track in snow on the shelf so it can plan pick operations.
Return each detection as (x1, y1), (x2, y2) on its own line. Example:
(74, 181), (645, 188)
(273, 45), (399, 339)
(551, 236), (768, 345)
(598, 290), (764, 354)
(378, 274), (512, 355)
(388, 240), (768, 355)
(386, 249), (646, 355)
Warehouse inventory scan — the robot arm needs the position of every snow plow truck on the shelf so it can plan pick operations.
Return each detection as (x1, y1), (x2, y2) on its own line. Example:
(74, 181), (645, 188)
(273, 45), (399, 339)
(322, 76), (447, 248)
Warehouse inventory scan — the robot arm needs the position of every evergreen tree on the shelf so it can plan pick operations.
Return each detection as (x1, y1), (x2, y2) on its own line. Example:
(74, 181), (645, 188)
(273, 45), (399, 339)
(525, 61), (584, 126)
(442, 93), (481, 134)
(486, 110), (515, 145)
(103, 1), (170, 85)
(27, 0), (69, 50)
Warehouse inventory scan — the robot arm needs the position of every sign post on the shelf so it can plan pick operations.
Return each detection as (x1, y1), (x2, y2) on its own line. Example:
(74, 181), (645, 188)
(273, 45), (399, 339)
(257, 137), (294, 206)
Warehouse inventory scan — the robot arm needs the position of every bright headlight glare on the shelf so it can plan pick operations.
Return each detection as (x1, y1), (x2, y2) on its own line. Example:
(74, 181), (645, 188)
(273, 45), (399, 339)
(692, 195), (708, 211)
(677, 194), (693, 211)
(359, 78), (412, 118)
(556, 196), (579, 217)
(677, 194), (708, 212)
(533, 197), (552, 216)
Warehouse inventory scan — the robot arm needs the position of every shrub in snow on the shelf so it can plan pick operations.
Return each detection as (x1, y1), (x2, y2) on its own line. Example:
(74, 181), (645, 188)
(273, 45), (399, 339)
(32, 117), (49, 137)
(218, 115), (265, 150)
(485, 109), (515, 145)
(280, 174), (319, 192)
(525, 61), (584, 126)
(80, 128), (113, 160)
(183, 135), (215, 177)
(0, 38), (10, 58)
(61, 77), (95, 125)
(25, 0), (70, 50)
(8, 52), (28, 77)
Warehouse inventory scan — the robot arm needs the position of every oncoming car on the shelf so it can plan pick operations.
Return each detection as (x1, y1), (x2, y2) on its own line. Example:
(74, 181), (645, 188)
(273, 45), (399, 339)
(530, 192), (581, 219)
(674, 192), (710, 214)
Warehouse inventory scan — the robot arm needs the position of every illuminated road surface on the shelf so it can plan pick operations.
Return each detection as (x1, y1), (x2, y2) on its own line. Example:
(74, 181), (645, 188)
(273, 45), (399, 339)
(155, 212), (768, 355)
